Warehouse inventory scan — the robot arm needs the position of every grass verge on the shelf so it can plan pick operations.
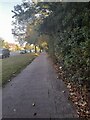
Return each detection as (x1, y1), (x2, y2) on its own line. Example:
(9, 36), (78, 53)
(1, 53), (37, 86)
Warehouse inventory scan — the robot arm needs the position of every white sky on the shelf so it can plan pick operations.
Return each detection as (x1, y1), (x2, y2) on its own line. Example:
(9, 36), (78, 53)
(0, 0), (22, 43)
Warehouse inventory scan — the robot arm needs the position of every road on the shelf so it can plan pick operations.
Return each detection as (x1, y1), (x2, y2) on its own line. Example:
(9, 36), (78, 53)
(2, 52), (78, 118)
(10, 51), (20, 56)
(0, 51), (20, 59)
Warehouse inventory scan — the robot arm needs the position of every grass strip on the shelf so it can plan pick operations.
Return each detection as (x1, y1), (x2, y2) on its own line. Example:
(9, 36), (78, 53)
(1, 53), (37, 86)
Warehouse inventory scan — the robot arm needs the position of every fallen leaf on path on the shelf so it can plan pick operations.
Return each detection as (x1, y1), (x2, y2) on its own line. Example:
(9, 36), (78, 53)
(13, 109), (16, 112)
(78, 101), (87, 107)
(74, 102), (78, 105)
(70, 92), (76, 96)
(69, 88), (74, 92)
(67, 84), (71, 89)
(86, 111), (89, 114)
(54, 62), (90, 118)
(32, 103), (35, 106)
(33, 113), (37, 116)
(59, 66), (62, 69)
(57, 76), (59, 79)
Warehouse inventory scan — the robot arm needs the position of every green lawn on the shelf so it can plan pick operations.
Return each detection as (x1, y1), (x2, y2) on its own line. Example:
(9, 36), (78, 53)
(0, 59), (2, 86)
(1, 53), (37, 86)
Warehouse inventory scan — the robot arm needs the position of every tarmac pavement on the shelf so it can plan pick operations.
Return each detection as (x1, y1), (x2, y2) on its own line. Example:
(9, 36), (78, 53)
(2, 52), (78, 118)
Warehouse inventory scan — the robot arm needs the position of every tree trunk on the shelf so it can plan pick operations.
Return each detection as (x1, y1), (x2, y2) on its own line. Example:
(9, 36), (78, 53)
(39, 46), (42, 53)
(35, 45), (37, 53)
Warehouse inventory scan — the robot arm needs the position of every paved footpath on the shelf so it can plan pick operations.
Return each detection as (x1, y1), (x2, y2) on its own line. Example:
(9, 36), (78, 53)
(2, 52), (78, 118)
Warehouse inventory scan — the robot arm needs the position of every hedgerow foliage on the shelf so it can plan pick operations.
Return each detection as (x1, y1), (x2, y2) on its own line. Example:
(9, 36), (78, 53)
(39, 2), (90, 88)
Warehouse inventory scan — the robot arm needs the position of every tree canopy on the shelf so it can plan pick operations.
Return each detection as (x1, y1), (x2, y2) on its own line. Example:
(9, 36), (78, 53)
(12, 2), (90, 89)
